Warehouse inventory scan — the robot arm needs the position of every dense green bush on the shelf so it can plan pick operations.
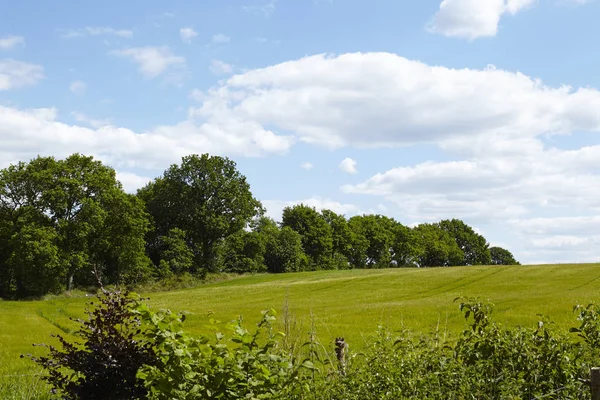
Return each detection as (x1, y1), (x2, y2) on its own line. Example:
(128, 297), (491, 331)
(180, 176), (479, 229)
(25, 288), (156, 399)
(27, 290), (600, 399)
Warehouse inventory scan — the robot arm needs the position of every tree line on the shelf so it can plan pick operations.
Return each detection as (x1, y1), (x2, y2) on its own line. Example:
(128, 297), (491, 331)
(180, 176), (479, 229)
(0, 153), (519, 298)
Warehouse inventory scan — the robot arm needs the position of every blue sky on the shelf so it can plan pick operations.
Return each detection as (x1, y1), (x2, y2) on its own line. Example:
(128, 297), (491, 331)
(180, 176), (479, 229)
(1, 0), (600, 264)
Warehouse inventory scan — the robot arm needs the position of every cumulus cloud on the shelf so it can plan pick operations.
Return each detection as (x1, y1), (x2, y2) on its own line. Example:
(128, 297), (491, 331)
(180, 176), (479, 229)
(188, 52), (600, 150)
(111, 46), (185, 78)
(4, 51), (600, 263)
(339, 157), (357, 174)
(61, 26), (133, 39)
(115, 171), (152, 193)
(0, 59), (44, 90)
(69, 80), (87, 95)
(185, 51), (600, 263)
(180, 27), (198, 43)
(262, 197), (360, 221)
(428, 0), (536, 40)
(0, 104), (293, 173)
(0, 36), (25, 50)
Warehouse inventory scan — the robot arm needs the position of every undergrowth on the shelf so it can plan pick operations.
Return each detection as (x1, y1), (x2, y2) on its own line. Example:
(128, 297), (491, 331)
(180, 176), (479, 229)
(13, 292), (600, 399)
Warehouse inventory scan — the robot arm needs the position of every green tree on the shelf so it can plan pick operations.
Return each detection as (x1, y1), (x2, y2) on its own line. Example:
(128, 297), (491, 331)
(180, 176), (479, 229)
(320, 209), (352, 269)
(251, 217), (309, 273)
(156, 228), (194, 277)
(413, 223), (464, 267)
(347, 215), (395, 268)
(219, 230), (266, 274)
(0, 154), (151, 298)
(391, 222), (421, 267)
(346, 217), (370, 269)
(138, 154), (263, 275)
(490, 246), (520, 265)
(8, 225), (63, 298)
(281, 205), (333, 269)
(438, 219), (491, 265)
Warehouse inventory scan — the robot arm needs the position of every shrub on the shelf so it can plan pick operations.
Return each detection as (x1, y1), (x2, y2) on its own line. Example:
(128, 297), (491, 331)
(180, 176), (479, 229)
(24, 288), (156, 399)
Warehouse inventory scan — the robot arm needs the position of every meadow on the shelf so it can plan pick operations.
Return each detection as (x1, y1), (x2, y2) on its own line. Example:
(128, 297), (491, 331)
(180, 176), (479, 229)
(2, 263), (600, 399)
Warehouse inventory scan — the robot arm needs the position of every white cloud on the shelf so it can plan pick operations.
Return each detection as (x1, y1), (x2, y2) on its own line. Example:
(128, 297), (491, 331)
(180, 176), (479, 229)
(188, 53), (600, 150)
(111, 46), (185, 78)
(71, 111), (111, 128)
(209, 60), (234, 75)
(211, 33), (231, 44)
(262, 197), (360, 221)
(428, 0), (536, 40)
(301, 161), (313, 170)
(0, 104), (293, 173)
(69, 80), (87, 96)
(180, 51), (600, 263)
(339, 157), (357, 174)
(180, 27), (198, 43)
(0, 59), (44, 90)
(0, 36), (25, 50)
(115, 171), (152, 193)
(61, 26), (133, 39)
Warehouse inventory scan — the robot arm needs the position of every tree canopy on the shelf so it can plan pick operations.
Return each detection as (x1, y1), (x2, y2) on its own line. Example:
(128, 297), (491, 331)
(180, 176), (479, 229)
(0, 154), (150, 298)
(138, 154), (263, 275)
(0, 152), (522, 298)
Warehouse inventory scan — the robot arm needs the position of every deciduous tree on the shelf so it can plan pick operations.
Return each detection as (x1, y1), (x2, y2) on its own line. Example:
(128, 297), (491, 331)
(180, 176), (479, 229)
(138, 154), (263, 275)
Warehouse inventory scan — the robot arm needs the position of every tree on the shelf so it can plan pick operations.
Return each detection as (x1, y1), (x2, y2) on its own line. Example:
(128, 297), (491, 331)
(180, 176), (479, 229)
(219, 230), (266, 274)
(438, 219), (491, 265)
(413, 223), (464, 267)
(490, 246), (520, 265)
(391, 222), (421, 267)
(347, 215), (395, 268)
(251, 217), (309, 273)
(156, 228), (194, 277)
(346, 217), (370, 269)
(138, 154), (263, 275)
(281, 205), (333, 269)
(320, 209), (352, 269)
(0, 154), (151, 298)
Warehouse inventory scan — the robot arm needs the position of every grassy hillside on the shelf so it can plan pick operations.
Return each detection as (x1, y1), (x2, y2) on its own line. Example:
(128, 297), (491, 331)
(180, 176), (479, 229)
(2, 264), (600, 398)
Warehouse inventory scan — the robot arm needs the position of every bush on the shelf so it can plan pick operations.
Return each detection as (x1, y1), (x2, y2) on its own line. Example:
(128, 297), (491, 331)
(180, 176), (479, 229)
(135, 307), (309, 399)
(24, 288), (156, 399)
(25, 291), (600, 400)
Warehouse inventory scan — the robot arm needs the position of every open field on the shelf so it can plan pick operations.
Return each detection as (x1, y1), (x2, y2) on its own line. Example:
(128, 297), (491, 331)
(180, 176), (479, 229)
(2, 263), (600, 398)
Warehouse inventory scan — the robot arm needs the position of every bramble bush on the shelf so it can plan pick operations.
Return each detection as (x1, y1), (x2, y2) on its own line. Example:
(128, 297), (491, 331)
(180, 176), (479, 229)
(26, 291), (600, 399)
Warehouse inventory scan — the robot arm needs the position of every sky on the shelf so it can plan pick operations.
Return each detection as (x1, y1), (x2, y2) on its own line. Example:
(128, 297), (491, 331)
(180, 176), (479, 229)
(1, 0), (600, 265)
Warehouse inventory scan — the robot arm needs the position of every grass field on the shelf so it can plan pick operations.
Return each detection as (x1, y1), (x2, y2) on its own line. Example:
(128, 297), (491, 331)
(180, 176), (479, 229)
(2, 263), (600, 398)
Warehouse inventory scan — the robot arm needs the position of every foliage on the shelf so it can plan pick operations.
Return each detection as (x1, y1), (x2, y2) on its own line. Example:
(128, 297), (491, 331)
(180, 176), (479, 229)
(390, 222), (421, 267)
(490, 246), (520, 265)
(0, 154), (151, 298)
(138, 154), (264, 275)
(347, 215), (395, 268)
(282, 204), (333, 269)
(413, 223), (464, 267)
(17, 275), (600, 400)
(155, 228), (195, 277)
(318, 298), (591, 399)
(219, 230), (266, 274)
(438, 219), (491, 265)
(137, 307), (309, 400)
(262, 223), (309, 273)
(24, 288), (156, 399)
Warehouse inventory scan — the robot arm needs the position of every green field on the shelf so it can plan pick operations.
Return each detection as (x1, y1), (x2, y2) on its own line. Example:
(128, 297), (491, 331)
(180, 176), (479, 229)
(2, 264), (600, 398)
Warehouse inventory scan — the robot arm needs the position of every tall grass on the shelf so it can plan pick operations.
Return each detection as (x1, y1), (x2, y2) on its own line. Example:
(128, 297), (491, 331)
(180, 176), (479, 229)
(2, 264), (600, 397)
